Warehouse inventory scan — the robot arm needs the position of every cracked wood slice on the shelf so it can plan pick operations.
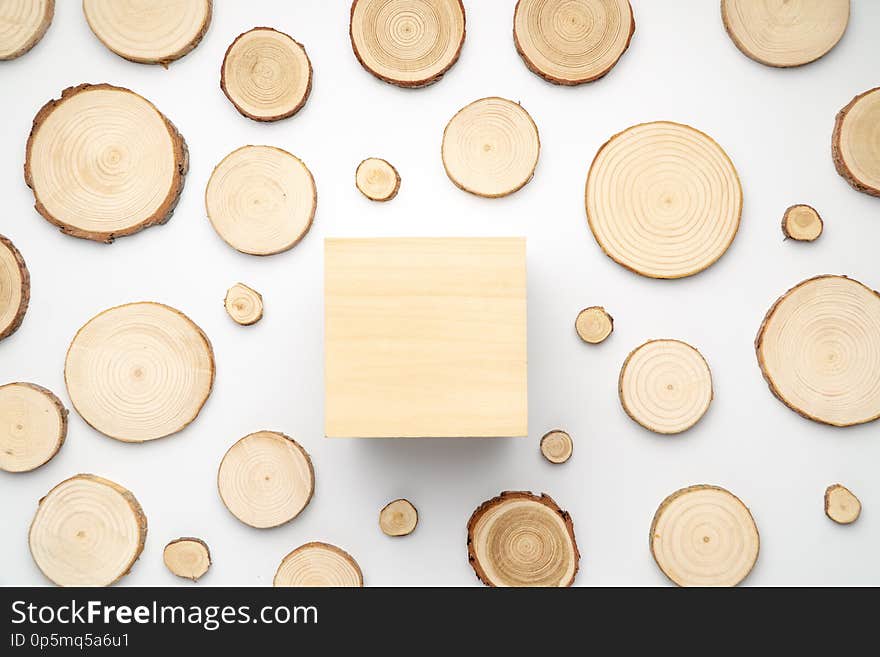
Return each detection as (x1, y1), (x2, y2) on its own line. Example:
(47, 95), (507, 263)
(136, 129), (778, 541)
(221, 27), (312, 122)
(164, 537), (211, 580)
(0, 383), (67, 473)
(825, 484), (860, 524)
(0, 0), (53, 60)
(514, 0), (634, 85)
(782, 204), (823, 241)
(217, 431), (315, 529)
(833, 87), (880, 198)
(442, 97), (540, 198)
(721, 0), (849, 68)
(540, 429), (572, 464)
(379, 498), (418, 536)
(650, 484), (759, 587)
(206, 145), (316, 256)
(467, 491), (579, 587)
(756, 275), (880, 427)
(575, 306), (613, 344)
(274, 542), (363, 587)
(65, 302), (214, 442)
(224, 283), (263, 326)
(356, 157), (400, 201)
(29, 474), (147, 587)
(586, 121), (742, 279)
(0, 234), (29, 341)
(619, 339), (713, 435)
(25, 83), (188, 243)
(350, 0), (465, 88)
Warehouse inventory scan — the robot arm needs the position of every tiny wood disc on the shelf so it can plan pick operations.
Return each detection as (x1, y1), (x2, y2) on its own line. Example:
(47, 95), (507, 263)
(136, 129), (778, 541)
(0, 0), (54, 60)
(575, 306), (613, 344)
(782, 204), (823, 241)
(0, 382), (67, 473)
(0, 234), (29, 342)
(163, 537), (211, 580)
(217, 431), (315, 529)
(650, 484), (759, 587)
(514, 0), (634, 85)
(224, 283), (263, 326)
(721, 0), (849, 68)
(540, 429), (572, 464)
(206, 145), (316, 256)
(221, 27), (312, 122)
(356, 158), (400, 201)
(442, 97), (540, 198)
(824, 484), (860, 524)
(29, 474), (147, 586)
(379, 498), (418, 536)
(467, 491), (579, 587)
(274, 542), (363, 587)
(350, 0), (466, 88)
(619, 339), (713, 435)
(83, 0), (211, 65)
(833, 87), (880, 198)
(25, 83), (188, 243)
(756, 275), (880, 427)
(65, 302), (215, 443)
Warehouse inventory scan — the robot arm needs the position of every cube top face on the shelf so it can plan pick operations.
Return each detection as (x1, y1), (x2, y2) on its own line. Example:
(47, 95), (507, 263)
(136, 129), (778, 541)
(324, 237), (528, 438)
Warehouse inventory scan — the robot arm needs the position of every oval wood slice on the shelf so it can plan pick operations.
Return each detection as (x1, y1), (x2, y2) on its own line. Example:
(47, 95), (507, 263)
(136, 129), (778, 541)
(0, 0), (53, 60)
(0, 234), (29, 342)
(514, 0), (634, 85)
(164, 537), (211, 580)
(722, 0), (849, 68)
(274, 542), (363, 587)
(442, 97), (540, 198)
(0, 382), (67, 473)
(824, 484), (860, 524)
(619, 339), (713, 435)
(586, 121), (742, 279)
(756, 275), (880, 427)
(221, 27), (312, 122)
(356, 158), (400, 201)
(782, 204), (823, 241)
(29, 474), (147, 587)
(650, 484), (759, 587)
(206, 145), (316, 256)
(575, 306), (613, 344)
(540, 429), (573, 464)
(350, 0), (466, 88)
(379, 498), (418, 536)
(833, 87), (880, 198)
(65, 302), (214, 442)
(467, 491), (579, 587)
(25, 83), (188, 243)
(224, 283), (263, 326)
(217, 431), (315, 529)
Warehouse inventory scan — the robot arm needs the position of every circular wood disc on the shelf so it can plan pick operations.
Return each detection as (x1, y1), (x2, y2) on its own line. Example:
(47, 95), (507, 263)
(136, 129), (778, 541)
(442, 97), (540, 198)
(514, 0), (634, 85)
(833, 87), (880, 198)
(217, 431), (315, 529)
(721, 0), (849, 68)
(575, 306), (613, 344)
(0, 234), (29, 342)
(586, 121), (742, 279)
(825, 484), (860, 524)
(29, 474), (147, 586)
(25, 83), (188, 243)
(540, 429), (572, 464)
(206, 145), (316, 256)
(467, 491), (579, 587)
(221, 27), (312, 122)
(379, 498), (418, 536)
(0, 382), (67, 473)
(350, 0), (466, 88)
(65, 302), (215, 443)
(650, 484), (759, 587)
(163, 537), (211, 580)
(756, 275), (880, 427)
(83, 0), (211, 65)
(356, 157), (400, 201)
(224, 283), (263, 326)
(274, 542), (363, 587)
(619, 339), (713, 435)
(0, 0), (54, 60)
(782, 204), (823, 241)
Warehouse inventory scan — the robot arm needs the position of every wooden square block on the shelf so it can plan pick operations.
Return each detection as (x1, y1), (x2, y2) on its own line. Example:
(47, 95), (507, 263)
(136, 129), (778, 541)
(324, 237), (527, 438)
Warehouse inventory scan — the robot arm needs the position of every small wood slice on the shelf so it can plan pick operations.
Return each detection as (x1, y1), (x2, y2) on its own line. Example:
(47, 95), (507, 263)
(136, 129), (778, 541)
(0, 382), (67, 473)
(619, 339), (713, 435)
(575, 306), (613, 344)
(756, 275), (880, 427)
(221, 27), (312, 122)
(274, 542), (363, 587)
(29, 474), (147, 587)
(350, 0), (466, 88)
(586, 121), (742, 279)
(65, 302), (215, 442)
(467, 491), (579, 587)
(442, 97), (540, 198)
(356, 158), (400, 202)
(824, 484), (861, 525)
(25, 83), (188, 243)
(514, 0), (634, 85)
(721, 0), (849, 68)
(650, 484), (759, 587)
(163, 537), (211, 580)
(0, 234), (29, 342)
(217, 431), (315, 529)
(833, 87), (880, 198)
(782, 204), (823, 241)
(83, 0), (211, 65)
(224, 283), (263, 326)
(540, 429), (572, 464)
(379, 498), (418, 536)
(0, 0), (54, 60)
(206, 145), (316, 256)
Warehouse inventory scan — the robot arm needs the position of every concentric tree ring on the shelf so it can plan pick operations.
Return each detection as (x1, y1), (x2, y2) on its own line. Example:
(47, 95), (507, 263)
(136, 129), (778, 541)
(274, 542), (363, 587)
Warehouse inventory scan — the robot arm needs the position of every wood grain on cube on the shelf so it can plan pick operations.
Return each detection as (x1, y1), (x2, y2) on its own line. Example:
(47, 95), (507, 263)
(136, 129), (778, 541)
(0, 382), (67, 473)
(0, 234), (29, 342)
(0, 0), (54, 60)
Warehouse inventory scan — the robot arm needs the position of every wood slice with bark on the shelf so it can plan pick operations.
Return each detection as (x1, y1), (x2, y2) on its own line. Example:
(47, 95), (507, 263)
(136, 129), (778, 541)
(0, 0), (53, 60)
(0, 234), (29, 342)
(0, 382), (67, 473)
(356, 158), (400, 202)
(575, 306), (613, 344)
(163, 537), (211, 580)
(540, 429), (572, 464)
(782, 204), (823, 241)
(65, 302), (215, 442)
(824, 484), (861, 524)
(379, 499), (418, 536)
(833, 87), (880, 198)
(25, 84), (188, 243)
(224, 283), (263, 326)
(274, 542), (363, 587)
(29, 474), (147, 586)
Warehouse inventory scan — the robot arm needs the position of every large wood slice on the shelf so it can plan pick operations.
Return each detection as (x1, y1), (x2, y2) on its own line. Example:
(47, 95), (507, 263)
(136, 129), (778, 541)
(833, 87), (880, 198)
(0, 0), (54, 60)
(756, 275), (880, 427)
(0, 234), (29, 341)
(65, 302), (215, 442)
(25, 84), (188, 243)
(0, 382), (67, 473)
(274, 542), (363, 587)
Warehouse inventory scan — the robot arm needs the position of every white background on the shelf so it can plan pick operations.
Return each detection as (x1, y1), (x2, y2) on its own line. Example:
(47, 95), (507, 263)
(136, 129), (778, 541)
(1, 0), (878, 587)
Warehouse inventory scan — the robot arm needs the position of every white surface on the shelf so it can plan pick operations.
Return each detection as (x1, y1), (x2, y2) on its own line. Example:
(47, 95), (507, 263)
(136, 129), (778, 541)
(1, 0), (878, 587)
